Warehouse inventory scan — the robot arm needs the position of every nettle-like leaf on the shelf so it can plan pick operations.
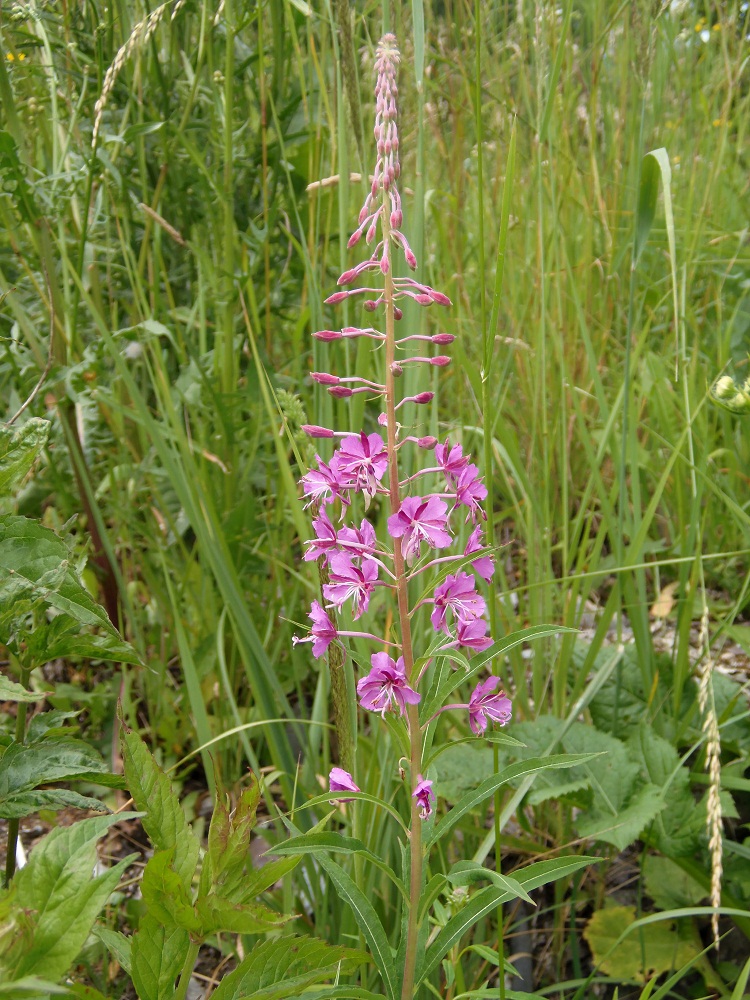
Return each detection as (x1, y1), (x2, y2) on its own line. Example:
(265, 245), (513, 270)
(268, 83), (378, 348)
(0, 738), (122, 819)
(0, 676), (45, 704)
(209, 937), (369, 1000)
(121, 727), (200, 889)
(0, 814), (139, 983)
(0, 419), (49, 498)
(203, 774), (261, 896)
(583, 905), (698, 981)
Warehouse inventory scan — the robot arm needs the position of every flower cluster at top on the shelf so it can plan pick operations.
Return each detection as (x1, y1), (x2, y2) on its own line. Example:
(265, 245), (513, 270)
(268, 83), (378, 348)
(294, 34), (511, 819)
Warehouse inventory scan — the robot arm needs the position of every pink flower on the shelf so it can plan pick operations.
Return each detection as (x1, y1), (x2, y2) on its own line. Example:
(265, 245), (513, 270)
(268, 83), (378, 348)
(387, 495), (452, 564)
(336, 432), (388, 501)
(435, 439), (470, 483)
(337, 518), (378, 562)
(323, 552), (378, 619)
(292, 601), (338, 659)
(469, 676), (512, 735)
(357, 652), (420, 716)
(304, 509), (339, 562)
(455, 615), (493, 651)
(329, 767), (360, 801)
(300, 455), (350, 508)
(464, 526), (494, 582)
(431, 572), (487, 634)
(454, 464), (488, 521)
(412, 776), (435, 819)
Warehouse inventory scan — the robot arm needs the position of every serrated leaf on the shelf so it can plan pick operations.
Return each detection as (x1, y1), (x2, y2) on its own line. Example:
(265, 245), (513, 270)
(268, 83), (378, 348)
(0, 787), (110, 819)
(122, 728), (199, 888)
(583, 905), (697, 981)
(0, 739), (115, 818)
(419, 856), (599, 985)
(205, 775), (260, 896)
(576, 782), (666, 851)
(8, 815), (138, 981)
(130, 914), (189, 1000)
(0, 420), (49, 497)
(427, 754), (599, 849)
(209, 937), (368, 1000)
(0, 676), (44, 703)
(194, 895), (292, 936)
(141, 850), (200, 932)
(92, 925), (132, 975)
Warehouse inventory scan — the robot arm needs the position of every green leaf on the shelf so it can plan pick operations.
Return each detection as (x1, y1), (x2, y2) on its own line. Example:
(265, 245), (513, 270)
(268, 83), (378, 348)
(634, 151), (660, 265)
(419, 856), (599, 985)
(122, 728), (199, 888)
(92, 925), (132, 975)
(446, 861), (534, 904)
(141, 850), (200, 933)
(7, 815), (138, 981)
(0, 977), (71, 997)
(205, 775), (260, 896)
(209, 937), (368, 1000)
(427, 754), (599, 849)
(237, 854), (301, 903)
(642, 856), (706, 911)
(193, 895), (293, 937)
(583, 905), (698, 981)
(0, 676), (44, 703)
(271, 833), (406, 898)
(576, 782), (666, 851)
(0, 787), (110, 819)
(0, 420), (49, 497)
(0, 739), (115, 818)
(130, 914), (189, 1000)
(306, 855), (398, 1000)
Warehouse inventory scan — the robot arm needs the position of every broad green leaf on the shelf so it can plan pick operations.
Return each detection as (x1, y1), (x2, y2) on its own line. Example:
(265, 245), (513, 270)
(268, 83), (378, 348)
(92, 925), (132, 975)
(0, 419), (49, 497)
(419, 856), (599, 984)
(130, 915), (189, 1000)
(583, 905), (697, 981)
(0, 739), (115, 818)
(122, 728), (199, 888)
(209, 937), (368, 1000)
(236, 854), (301, 903)
(0, 787), (110, 819)
(141, 850), (200, 933)
(576, 782), (665, 851)
(0, 977), (71, 997)
(446, 861), (534, 904)
(271, 832), (406, 898)
(8, 815), (138, 980)
(427, 754), (599, 849)
(308, 855), (398, 1000)
(642, 856), (706, 911)
(0, 676), (44, 703)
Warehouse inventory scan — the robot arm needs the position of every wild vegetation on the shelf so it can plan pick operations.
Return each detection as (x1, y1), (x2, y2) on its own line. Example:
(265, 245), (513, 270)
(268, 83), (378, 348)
(1, 1), (750, 998)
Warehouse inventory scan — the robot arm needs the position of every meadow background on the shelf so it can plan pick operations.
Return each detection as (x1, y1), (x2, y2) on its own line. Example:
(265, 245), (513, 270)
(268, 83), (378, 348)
(2, 0), (750, 996)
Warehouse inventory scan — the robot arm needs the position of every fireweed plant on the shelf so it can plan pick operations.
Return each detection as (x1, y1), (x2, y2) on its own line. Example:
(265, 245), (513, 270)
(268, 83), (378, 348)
(291, 35), (524, 998)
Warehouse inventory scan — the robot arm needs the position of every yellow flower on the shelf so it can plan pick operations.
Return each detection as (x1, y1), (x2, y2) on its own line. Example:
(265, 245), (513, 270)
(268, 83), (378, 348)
(18, 52), (26, 61)
(5, 52), (15, 61)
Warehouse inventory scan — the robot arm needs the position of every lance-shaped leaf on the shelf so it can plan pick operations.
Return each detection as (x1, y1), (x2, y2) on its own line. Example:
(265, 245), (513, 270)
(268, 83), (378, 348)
(122, 728), (199, 888)
(130, 915), (189, 1000)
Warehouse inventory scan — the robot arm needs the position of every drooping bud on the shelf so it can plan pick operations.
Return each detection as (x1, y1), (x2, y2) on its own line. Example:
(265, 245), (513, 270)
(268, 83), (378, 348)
(329, 386), (354, 398)
(325, 290), (351, 305)
(338, 268), (359, 285)
(430, 356), (451, 367)
(432, 333), (455, 345)
(313, 329), (343, 341)
(364, 300), (377, 312)
(391, 363), (403, 378)
(404, 247), (417, 269)
(413, 392), (434, 404)
(429, 290), (452, 307)
(393, 306), (403, 320)
(417, 436), (438, 449)
(311, 372), (340, 386)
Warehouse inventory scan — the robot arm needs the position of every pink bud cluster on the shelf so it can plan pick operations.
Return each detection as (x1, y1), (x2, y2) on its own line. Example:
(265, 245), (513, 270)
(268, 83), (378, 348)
(296, 33), (511, 822)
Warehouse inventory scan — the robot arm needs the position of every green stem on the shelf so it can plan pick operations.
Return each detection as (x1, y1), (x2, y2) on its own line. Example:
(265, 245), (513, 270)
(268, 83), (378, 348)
(173, 940), (201, 1000)
(4, 662), (32, 885)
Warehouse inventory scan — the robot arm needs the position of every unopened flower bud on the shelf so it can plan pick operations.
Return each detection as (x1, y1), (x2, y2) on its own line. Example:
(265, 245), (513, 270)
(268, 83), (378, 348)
(415, 293), (432, 306)
(390, 210), (403, 228)
(380, 255), (390, 275)
(404, 248), (417, 269)
(347, 230), (362, 249)
(302, 424), (334, 438)
(413, 392), (434, 404)
(366, 220), (378, 243)
(313, 329), (343, 341)
(417, 436), (438, 449)
(432, 333), (455, 345)
(311, 372), (340, 385)
(393, 307), (403, 320)
(325, 291), (350, 305)
(429, 290), (452, 306)
(338, 268), (359, 285)
(329, 386), (354, 398)
(359, 205), (369, 225)
(364, 300), (377, 312)
(430, 356), (451, 367)
(391, 362), (403, 377)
